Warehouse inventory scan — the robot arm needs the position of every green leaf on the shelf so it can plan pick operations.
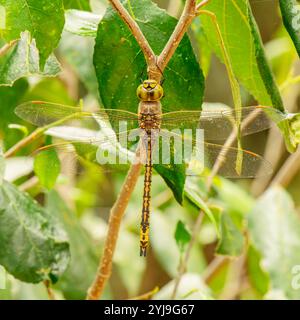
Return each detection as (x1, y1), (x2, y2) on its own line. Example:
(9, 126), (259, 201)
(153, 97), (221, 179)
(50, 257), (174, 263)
(65, 9), (101, 37)
(0, 79), (29, 149)
(247, 245), (270, 296)
(279, 0), (300, 57)
(59, 31), (99, 96)
(151, 210), (206, 277)
(94, 0), (205, 113)
(174, 220), (191, 253)
(248, 187), (300, 299)
(154, 161), (186, 205)
(0, 150), (4, 185)
(34, 149), (61, 190)
(0, 180), (70, 283)
(46, 191), (99, 300)
(184, 177), (219, 235)
(200, 0), (284, 112)
(63, 0), (91, 11)
(216, 213), (244, 256)
(0, 0), (65, 69)
(277, 112), (300, 153)
(0, 31), (61, 86)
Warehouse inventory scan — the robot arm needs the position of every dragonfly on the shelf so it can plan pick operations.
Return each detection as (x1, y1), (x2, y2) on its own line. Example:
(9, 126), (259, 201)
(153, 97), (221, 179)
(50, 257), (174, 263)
(15, 79), (284, 256)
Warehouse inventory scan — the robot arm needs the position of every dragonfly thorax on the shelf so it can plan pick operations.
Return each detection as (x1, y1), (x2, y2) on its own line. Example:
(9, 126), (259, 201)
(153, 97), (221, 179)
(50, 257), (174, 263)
(137, 79), (164, 102)
(138, 113), (161, 131)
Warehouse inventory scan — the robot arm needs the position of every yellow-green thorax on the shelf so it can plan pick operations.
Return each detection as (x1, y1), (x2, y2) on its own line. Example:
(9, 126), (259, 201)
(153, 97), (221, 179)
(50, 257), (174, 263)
(137, 80), (164, 102)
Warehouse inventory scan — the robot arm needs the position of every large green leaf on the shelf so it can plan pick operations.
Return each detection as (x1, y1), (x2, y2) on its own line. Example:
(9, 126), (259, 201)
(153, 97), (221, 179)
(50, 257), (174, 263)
(199, 0), (284, 112)
(0, 180), (70, 283)
(63, 0), (91, 11)
(46, 191), (99, 300)
(248, 187), (300, 299)
(0, 0), (65, 68)
(0, 31), (61, 86)
(94, 0), (205, 112)
(279, 0), (300, 57)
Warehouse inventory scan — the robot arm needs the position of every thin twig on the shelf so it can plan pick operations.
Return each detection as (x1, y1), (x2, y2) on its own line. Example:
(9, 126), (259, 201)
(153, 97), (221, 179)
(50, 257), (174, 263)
(0, 40), (18, 57)
(202, 256), (229, 283)
(219, 253), (246, 300)
(270, 147), (300, 188)
(196, 0), (212, 11)
(170, 211), (204, 299)
(87, 149), (143, 300)
(108, 0), (157, 78)
(4, 129), (43, 158)
(19, 176), (39, 192)
(157, 0), (197, 74)
(129, 286), (159, 300)
(44, 280), (56, 300)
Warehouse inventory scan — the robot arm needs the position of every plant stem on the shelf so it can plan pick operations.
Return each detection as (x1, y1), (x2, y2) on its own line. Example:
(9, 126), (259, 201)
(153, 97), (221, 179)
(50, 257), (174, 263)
(157, 0), (197, 73)
(44, 280), (56, 300)
(129, 286), (159, 300)
(0, 40), (18, 58)
(270, 147), (300, 188)
(196, 0), (212, 11)
(86, 149), (143, 300)
(4, 129), (43, 158)
(108, 0), (157, 78)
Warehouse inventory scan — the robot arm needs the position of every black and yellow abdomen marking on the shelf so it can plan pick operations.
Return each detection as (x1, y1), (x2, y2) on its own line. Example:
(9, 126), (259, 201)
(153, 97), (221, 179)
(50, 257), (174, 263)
(140, 135), (153, 257)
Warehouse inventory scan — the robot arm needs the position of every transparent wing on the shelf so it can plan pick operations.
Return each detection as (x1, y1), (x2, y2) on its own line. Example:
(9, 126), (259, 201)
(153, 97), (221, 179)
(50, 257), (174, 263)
(157, 130), (272, 178)
(15, 101), (140, 132)
(31, 128), (143, 176)
(161, 106), (284, 140)
(31, 128), (272, 179)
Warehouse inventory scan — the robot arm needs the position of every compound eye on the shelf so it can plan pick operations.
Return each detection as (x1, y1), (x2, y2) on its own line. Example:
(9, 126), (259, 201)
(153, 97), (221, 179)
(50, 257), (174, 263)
(150, 83), (156, 89)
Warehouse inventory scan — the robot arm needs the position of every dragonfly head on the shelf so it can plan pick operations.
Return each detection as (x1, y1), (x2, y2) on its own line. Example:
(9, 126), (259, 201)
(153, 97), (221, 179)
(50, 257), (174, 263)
(137, 79), (164, 102)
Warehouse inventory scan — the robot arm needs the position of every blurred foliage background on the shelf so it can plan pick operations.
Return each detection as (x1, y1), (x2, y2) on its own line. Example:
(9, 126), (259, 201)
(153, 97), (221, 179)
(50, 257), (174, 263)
(1, 0), (300, 300)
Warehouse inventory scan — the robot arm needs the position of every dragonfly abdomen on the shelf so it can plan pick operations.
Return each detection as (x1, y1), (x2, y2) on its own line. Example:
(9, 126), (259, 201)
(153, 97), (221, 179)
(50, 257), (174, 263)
(140, 134), (153, 257)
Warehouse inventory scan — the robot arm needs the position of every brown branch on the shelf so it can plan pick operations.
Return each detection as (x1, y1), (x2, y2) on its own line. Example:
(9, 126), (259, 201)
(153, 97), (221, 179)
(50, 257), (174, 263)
(196, 0), (212, 11)
(202, 256), (229, 283)
(157, 0), (197, 74)
(87, 149), (142, 300)
(44, 280), (56, 300)
(0, 40), (18, 57)
(108, 0), (157, 78)
(4, 129), (43, 158)
(270, 147), (300, 188)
